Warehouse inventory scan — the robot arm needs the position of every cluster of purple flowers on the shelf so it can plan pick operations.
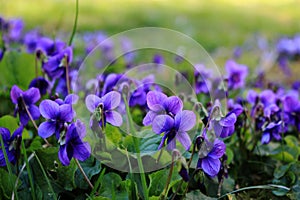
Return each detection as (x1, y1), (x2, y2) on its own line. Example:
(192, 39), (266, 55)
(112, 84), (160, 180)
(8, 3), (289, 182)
(0, 17), (91, 166)
(276, 35), (300, 75)
(1, 16), (300, 199)
(144, 91), (196, 150)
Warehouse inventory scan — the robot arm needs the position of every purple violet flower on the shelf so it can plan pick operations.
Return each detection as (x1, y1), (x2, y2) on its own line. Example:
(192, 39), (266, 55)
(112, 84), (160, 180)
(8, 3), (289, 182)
(152, 110), (196, 150)
(197, 134), (226, 177)
(1, 18), (24, 42)
(277, 37), (296, 55)
(194, 64), (212, 94)
(211, 110), (239, 138)
(10, 85), (41, 125)
(143, 91), (183, 126)
(225, 59), (248, 90)
(38, 99), (75, 139)
(58, 120), (91, 166)
(261, 121), (282, 144)
(179, 165), (189, 182)
(0, 126), (23, 166)
(153, 54), (164, 65)
(28, 77), (50, 96)
(24, 29), (40, 53)
(129, 75), (158, 108)
(36, 37), (66, 56)
(43, 47), (73, 79)
(85, 91), (123, 127)
(99, 73), (124, 97)
(210, 100), (242, 138)
(282, 93), (300, 131)
(54, 94), (79, 106)
(247, 89), (279, 118)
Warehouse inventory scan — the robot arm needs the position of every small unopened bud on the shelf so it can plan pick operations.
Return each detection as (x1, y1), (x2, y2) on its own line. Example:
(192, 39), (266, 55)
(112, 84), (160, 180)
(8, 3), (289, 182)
(195, 135), (204, 151)
(36, 49), (43, 59)
(178, 93), (186, 102)
(121, 82), (130, 96)
(172, 149), (182, 161)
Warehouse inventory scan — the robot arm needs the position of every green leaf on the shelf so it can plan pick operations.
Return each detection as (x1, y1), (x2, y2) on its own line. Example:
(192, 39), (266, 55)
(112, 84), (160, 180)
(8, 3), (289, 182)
(226, 147), (234, 165)
(75, 157), (101, 189)
(0, 168), (18, 199)
(272, 149), (297, 163)
(272, 187), (289, 196)
(274, 163), (292, 179)
(105, 124), (123, 145)
(92, 197), (111, 200)
(97, 148), (130, 171)
(273, 161), (300, 198)
(27, 136), (43, 152)
(139, 129), (161, 155)
(290, 185), (300, 200)
(149, 196), (160, 200)
(0, 115), (30, 139)
(0, 51), (35, 90)
(124, 178), (138, 200)
(148, 166), (181, 197)
(99, 173), (128, 199)
(284, 135), (298, 149)
(186, 190), (217, 200)
(33, 147), (78, 192)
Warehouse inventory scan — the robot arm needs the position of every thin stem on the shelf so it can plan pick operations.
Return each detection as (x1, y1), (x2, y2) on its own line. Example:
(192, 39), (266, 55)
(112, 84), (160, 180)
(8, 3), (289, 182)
(172, 143), (196, 200)
(155, 148), (163, 163)
(280, 108), (285, 161)
(12, 153), (34, 200)
(74, 158), (94, 190)
(68, 0), (79, 46)
(217, 175), (224, 197)
(34, 153), (57, 200)
(187, 143), (196, 168)
(100, 106), (107, 150)
(20, 97), (50, 146)
(123, 94), (148, 200)
(90, 168), (105, 196)
(161, 151), (176, 198)
(0, 134), (19, 200)
(65, 59), (71, 94)
(21, 139), (36, 200)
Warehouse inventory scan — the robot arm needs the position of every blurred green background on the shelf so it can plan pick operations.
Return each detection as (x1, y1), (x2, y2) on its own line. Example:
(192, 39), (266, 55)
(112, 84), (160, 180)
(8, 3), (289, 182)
(1, 0), (300, 51)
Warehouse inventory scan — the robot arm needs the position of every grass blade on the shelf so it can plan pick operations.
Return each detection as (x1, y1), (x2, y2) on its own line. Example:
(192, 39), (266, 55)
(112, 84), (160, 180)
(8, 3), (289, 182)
(68, 0), (79, 46)
(21, 139), (36, 200)
(34, 152), (57, 200)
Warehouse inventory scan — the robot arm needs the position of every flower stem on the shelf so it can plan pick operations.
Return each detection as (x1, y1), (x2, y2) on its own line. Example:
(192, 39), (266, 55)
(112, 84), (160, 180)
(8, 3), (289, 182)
(161, 151), (177, 198)
(68, 0), (79, 46)
(21, 139), (36, 200)
(12, 153), (34, 200)
(74, 158), (94, 190)
(65, 58), (71, 94)
(100, 107), (107, 151)
(20, 97), (50, 146)
(122, 94), (148, 200)
(171, 143), (196, 200)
